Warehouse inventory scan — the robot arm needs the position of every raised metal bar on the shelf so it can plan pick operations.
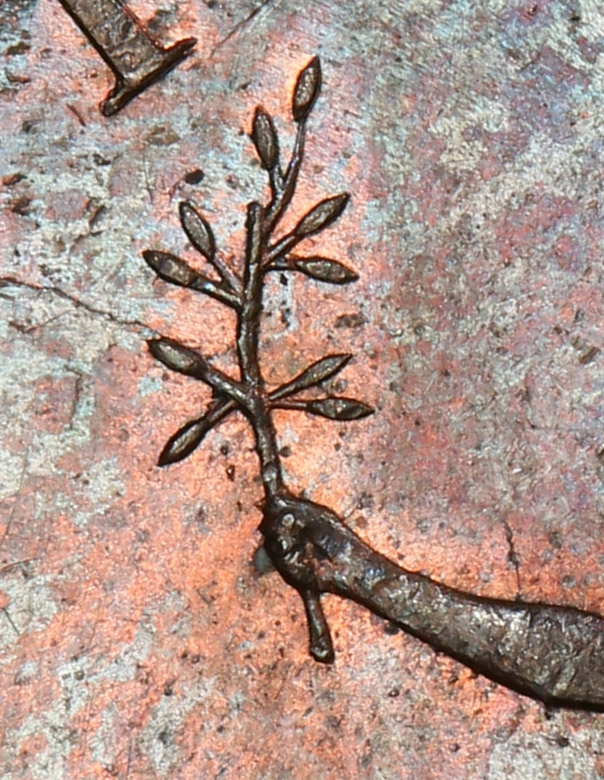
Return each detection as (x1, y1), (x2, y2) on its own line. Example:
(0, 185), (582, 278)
(56, 0), (196, 115)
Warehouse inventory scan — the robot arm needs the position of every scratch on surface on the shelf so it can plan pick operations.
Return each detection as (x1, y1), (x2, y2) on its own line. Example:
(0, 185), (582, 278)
(66, 370), (86, 432)
(2, 606), (20, 636)
(502, 517), (522, 597)
(0, 559), (36, 575)
(0, 452), (29, 550)
(141, 148), (154, 205)
(211, 0), (282, 56)
(0, 276), (156, 334)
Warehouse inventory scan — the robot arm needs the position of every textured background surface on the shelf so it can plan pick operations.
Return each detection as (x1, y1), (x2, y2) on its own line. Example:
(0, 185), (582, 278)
(3, 0), (604, 777)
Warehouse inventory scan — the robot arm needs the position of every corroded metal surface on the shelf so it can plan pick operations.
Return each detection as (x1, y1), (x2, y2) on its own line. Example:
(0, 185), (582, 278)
(3, 1), (604, 778)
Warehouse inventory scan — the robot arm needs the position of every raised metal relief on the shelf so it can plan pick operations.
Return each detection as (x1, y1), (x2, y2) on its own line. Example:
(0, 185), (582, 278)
(143, 58), (604, 710)
(57, 0), (196, 115)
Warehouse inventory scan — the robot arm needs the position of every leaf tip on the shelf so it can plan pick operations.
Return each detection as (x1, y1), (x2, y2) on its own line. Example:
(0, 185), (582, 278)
(179, 200), (216, 262)
(251, 106), (279, 170)
(157, 450), (174, 467)
(307, 397), (374, 421)
(293, 256), (358, 284)
(293, 56), (322, 122)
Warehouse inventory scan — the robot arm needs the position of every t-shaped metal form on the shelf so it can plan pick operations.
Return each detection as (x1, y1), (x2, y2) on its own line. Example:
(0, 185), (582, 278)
(57, 0), (196, 115)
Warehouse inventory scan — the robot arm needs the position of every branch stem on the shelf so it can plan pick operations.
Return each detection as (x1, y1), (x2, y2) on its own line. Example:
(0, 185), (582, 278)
(263, 493), (604, 709)
(190, 277), (241, 309)
(236, 202), (284, 499)
(198, 366), (247, 404)
(264, 121), (307, 235)
(271, 399), (308, 411)
(213, 255), (242, 299)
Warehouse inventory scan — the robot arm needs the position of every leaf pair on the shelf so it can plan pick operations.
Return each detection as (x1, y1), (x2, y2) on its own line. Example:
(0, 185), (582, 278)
(148, 338), (241, 466)
(179, 202), (240, 294)
(250, 57), (321, 172)
(154, 351), (372, 466)
(143, 203), (241, 308)
(271, 353), (372, 421)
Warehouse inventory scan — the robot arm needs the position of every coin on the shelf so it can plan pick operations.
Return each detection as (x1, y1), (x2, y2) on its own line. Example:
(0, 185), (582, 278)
(2, 2), (604, 778)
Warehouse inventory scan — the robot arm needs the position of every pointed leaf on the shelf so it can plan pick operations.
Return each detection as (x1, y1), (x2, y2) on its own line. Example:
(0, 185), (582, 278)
(293, 56), (321, 122)
(159, 416), (214, 465)
(293, 256), (358, 284)
(148, 338), (205, 378)
(143, 250), (199, 287)
(179, 201), (216, 262)
(271, 353), (352, 401)
(293, 193), (349, 238)
(251, 108), (279, 170)
(307, 397), (374, 421)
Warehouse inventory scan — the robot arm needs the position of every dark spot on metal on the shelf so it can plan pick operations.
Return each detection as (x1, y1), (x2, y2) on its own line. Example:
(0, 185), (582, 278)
(2, 172), (25, 186)
(184, 168), (205, 185)
(579, 345), (599, 365)
(10, 195), (32, 215)
(334, 311), (366, 328)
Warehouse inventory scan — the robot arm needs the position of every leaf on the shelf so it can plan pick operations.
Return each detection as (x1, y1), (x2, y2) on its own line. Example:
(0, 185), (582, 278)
(294, 193), (349, 238)
(179, 201), (216, 262)
(271, 353), (352, 401)
(148, 338), (205, 378)
(158, 416), (213, 466)
(306, 397), (374, 421)
(293, 256), (358, 284)
(143, 250), (199, 287)
(251, 108), (279, 170)
(293, 56), (321, 122)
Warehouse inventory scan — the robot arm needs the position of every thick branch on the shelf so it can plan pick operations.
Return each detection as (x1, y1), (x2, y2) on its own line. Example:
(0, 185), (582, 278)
(235, 203), (284, 498)
(262, 493), (604, 711)
(237, 202), (265, 384)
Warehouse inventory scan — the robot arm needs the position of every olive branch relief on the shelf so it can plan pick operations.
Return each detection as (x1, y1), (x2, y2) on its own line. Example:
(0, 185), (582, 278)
(142, 58), (604, 710)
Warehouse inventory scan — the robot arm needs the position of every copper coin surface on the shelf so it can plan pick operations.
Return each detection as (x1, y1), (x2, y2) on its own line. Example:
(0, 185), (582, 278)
(2, 2), (604, 778)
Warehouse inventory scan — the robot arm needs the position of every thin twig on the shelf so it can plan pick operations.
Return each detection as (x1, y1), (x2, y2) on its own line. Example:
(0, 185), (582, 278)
(141, 56), (604, 711)
(264, 121), (306, 233)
